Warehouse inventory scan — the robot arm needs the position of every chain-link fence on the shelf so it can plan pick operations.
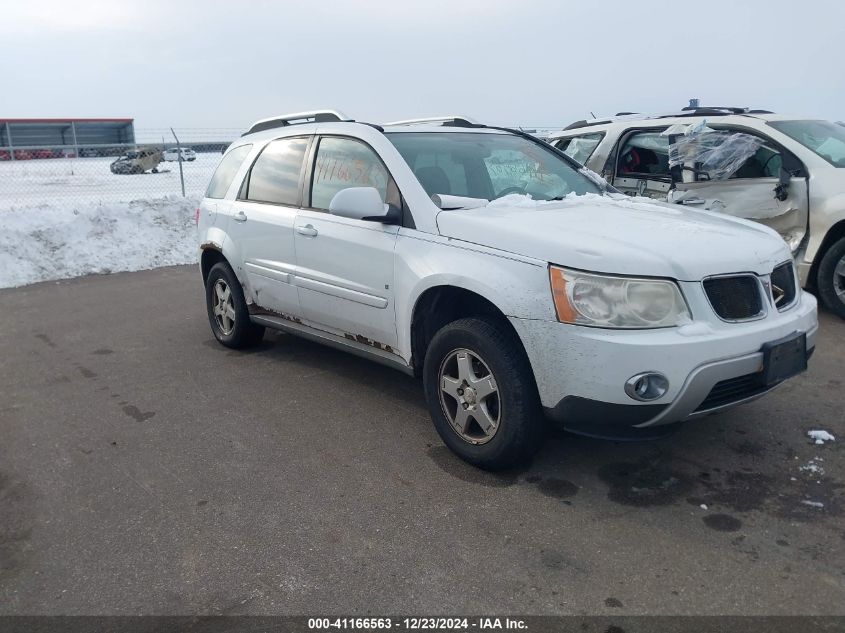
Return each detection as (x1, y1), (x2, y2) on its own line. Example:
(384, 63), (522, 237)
(0, 127), (241, 211)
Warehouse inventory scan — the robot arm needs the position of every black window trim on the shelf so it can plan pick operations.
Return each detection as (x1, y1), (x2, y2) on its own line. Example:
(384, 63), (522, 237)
(237, 134), (314, 208)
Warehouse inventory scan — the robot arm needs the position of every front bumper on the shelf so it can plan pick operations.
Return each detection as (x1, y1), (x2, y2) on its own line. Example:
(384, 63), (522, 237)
(509, 290), (818, 430)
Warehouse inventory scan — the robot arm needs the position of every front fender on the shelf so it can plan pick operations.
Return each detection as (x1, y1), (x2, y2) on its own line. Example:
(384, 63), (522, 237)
(393, 233), (555, 361)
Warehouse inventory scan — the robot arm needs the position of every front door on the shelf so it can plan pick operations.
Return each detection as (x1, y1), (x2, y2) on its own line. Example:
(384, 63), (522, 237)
(667, 128), (809, 250)
(293, 136), (400, 351)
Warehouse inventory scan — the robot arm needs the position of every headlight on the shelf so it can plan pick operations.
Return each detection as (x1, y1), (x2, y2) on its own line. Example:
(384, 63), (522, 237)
(550, 266), (690, 328)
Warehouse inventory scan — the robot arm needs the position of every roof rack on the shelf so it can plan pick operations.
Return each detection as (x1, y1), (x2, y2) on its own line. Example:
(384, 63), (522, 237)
(561, 106), (775, 131)
(681, 106), (748, 114)
(244, 110), (351, 135)
(383, 115), (479, 127)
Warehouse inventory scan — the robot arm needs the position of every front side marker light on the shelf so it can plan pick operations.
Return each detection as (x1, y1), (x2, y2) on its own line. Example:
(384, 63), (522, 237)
(550, 266), (577, 323)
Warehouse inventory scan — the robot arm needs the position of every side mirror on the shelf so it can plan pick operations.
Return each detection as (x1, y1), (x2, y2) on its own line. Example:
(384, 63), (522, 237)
(328, 187), (397, 223)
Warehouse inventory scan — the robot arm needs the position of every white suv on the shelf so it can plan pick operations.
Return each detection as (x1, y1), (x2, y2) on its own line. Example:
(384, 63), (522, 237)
(198, 110), (817, 469)
(547, 106), (845, 318)
(163, 147), (196, 162)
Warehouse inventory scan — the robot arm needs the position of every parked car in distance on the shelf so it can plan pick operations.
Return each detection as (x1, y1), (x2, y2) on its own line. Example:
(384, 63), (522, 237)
(110, 147), (163, 174)
(163, 147), (197, 162)
(197, 110), (817, 469)
(547, 106), (845, 318)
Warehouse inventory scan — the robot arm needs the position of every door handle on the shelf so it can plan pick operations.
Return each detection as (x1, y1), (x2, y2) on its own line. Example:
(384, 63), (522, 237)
(296, 224), (318, 237)
(233, 210), (248, 222)
(679, 197), (705, 206)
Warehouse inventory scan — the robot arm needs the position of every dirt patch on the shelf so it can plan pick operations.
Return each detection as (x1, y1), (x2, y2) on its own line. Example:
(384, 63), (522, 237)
(597, 457), (693, 507)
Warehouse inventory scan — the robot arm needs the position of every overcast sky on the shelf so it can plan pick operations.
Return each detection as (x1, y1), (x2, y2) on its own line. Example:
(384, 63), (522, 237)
(2, 0), (843, 136)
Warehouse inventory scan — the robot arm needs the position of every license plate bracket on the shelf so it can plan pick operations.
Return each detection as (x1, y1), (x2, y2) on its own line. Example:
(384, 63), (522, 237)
(761, 332), (807, 386)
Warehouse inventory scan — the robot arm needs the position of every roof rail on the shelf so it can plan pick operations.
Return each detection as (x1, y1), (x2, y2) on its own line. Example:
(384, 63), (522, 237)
(680, 106), (749, 114)
(383, 115), (479, 127)
(244, 110), (351, 135)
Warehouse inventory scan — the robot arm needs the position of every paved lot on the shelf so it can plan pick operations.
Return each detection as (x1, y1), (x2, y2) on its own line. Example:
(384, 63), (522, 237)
(1, 266), (843, 615)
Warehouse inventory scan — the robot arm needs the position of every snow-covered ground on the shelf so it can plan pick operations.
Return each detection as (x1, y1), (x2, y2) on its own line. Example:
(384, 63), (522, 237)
(0, 153), (219, 210)
(0, 154), (219, 288)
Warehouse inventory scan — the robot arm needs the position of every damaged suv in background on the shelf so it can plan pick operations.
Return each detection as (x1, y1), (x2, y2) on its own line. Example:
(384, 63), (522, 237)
(548, 107), (845, 318)
(110, 147), (163, 174)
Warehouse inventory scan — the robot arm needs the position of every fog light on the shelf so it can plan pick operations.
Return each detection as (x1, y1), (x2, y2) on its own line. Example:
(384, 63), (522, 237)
(625, 372), (669, 402)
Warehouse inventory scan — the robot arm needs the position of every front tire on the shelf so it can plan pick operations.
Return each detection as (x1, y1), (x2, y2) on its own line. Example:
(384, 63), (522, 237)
(205, 262), (265, 348)
(817, 236), (845, 319)
(423, 317), (544, 470)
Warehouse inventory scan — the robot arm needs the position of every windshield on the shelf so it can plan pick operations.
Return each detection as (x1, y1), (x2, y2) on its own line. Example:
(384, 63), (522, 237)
(769, 120), (845, 167)
(387, 132), (601, 202)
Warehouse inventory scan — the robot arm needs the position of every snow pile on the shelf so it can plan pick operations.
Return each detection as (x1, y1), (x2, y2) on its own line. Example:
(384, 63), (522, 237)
(800, 500), (825, 509)
(807, 430), (836, 445)
(0, 196), (199, 288)
(799, 458), (825, 476)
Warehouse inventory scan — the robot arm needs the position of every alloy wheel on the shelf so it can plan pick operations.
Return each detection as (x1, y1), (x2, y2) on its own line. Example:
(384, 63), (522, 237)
(212, 279), (236, 335)
(834, 255), (845, 302)
(438, 348), (501, 445)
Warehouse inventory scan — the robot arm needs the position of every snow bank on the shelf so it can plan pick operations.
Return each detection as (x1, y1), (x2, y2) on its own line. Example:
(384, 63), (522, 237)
(0, 196), (199, 289)
(807, 430), (836, 445)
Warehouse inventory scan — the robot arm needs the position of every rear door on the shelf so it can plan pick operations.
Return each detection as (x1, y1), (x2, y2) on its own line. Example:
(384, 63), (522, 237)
(610, 129), (673, 199)
(667, 127), (809, 250)
(225, 135), (311, 318)
(293, 135), (400, 350)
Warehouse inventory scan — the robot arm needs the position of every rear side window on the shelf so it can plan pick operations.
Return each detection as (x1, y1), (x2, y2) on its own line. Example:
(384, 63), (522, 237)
(205, 144), (252, 199)
(555, 133), (603, 164)
(245, 137), (309, 205)
(617, 132), (670, 178)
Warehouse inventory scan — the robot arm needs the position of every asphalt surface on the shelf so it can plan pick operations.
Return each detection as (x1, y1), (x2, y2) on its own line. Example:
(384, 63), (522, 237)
(1, 266), (843, 615)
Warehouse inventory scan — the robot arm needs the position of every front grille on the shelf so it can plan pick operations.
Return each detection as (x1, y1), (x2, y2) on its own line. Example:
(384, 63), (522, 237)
(695, 372), (768, 411)
(703, 275), (764, 321)
(770, 262), (797, 310)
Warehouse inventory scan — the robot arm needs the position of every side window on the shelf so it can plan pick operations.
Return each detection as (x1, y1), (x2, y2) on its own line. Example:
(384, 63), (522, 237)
(310, 137), (390, 210)
(617, 132), (671, 179)
(244, 137), (308, 205)
(669, 128), (784, 181)
(729, 137), (782, 180)
(555, 133), (603, 164)
(206, 144), (252, 199)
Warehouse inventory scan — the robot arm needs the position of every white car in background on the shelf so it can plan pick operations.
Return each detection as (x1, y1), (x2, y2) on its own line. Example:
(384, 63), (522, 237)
(163, 147), (196, 162)
(197, 110), (817, 469)
(548, 106), (845, 318)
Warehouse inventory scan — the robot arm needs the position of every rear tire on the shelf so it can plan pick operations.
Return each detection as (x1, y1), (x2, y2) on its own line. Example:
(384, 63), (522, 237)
(817, 236), (845, 319)
(205, 262), (265, 348)
(423, 317), (545, 470)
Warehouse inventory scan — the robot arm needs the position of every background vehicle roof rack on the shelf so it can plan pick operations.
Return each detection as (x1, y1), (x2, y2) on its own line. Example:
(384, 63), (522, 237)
(244, 110), (351, 135)
(561, 105), (776, 131)
(383, 115), (479, 127)
(681, 106), (748, 114)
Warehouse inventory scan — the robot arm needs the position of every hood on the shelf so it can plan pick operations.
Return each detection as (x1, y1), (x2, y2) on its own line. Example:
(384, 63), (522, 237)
(435, 194), (791, 281)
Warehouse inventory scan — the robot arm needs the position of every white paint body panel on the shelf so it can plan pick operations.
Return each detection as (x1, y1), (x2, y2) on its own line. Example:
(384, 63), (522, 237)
(435, 195), (791, 281)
